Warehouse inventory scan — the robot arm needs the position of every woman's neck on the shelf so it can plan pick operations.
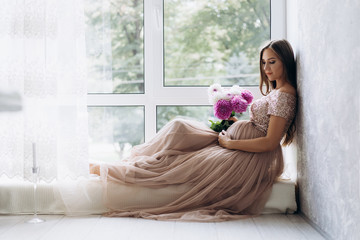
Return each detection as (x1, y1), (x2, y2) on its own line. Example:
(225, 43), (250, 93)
(274, 79), (287, 89)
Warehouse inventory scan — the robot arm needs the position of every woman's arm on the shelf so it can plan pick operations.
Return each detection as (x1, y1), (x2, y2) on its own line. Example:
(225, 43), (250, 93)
(218, 115), (287, 152)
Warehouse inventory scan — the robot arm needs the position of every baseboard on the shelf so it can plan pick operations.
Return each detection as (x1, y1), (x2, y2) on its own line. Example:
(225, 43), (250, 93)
(298, 212), (332, 240)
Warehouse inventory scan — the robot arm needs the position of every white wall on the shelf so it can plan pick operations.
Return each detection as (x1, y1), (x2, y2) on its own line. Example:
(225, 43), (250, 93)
(290, 0), (360, 239)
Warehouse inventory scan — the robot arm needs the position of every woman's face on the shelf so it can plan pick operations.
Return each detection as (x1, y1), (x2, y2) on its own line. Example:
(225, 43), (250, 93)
(261, 48), (285, 82)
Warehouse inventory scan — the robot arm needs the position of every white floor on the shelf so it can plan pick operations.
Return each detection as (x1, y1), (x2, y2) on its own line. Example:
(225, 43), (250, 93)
(0, 214), (325, 240)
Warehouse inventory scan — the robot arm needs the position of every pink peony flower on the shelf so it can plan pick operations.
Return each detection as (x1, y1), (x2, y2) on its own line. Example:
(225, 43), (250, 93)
(241, 89), (254, 104)
(224, 91), (233, 100)
(214, 99), (233, 120)
(231, 95), (248, 113)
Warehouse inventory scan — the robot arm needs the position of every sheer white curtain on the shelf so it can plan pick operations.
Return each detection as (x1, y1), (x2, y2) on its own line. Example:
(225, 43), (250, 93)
(0, 0), (89, 181)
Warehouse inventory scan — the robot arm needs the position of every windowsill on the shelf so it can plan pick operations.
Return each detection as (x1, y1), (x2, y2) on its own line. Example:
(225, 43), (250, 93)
(0, 176), (297, 215)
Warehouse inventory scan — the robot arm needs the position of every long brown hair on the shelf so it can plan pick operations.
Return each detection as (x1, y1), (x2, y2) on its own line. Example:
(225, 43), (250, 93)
(259, 39), (297, 146)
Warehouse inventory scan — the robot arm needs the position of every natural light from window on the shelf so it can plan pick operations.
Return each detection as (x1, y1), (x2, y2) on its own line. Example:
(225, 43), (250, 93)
(85, 0), (272, 163)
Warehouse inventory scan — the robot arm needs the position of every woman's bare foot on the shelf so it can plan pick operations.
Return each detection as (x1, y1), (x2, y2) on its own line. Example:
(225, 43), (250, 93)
(89, 163), (100, 176)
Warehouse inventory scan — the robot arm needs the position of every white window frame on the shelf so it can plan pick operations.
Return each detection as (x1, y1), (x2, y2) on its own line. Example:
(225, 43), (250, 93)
(87, 0), (286, 143)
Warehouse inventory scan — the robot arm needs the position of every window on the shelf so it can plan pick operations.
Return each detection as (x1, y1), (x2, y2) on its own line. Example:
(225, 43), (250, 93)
(85, 0), (144, 94)
(88, 106), (144, 162)
(86, 0), (285, 163)
(164, 0), (270, 87)
(156, 105), (250, 131)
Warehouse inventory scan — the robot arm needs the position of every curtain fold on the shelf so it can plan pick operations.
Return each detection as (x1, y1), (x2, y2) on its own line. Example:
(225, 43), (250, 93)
(0, 0), (89, 182)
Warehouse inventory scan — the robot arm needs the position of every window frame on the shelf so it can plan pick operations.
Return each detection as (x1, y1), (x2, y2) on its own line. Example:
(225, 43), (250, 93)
(87, 0), (286, 143)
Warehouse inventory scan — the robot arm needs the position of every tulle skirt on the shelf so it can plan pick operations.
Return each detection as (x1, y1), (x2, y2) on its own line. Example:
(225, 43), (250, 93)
(99, 119), (284, 221)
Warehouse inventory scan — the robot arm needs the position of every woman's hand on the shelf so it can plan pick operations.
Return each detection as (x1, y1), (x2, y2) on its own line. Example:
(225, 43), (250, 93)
(218, 130), (232, 149)
(228, 116), (238, 122)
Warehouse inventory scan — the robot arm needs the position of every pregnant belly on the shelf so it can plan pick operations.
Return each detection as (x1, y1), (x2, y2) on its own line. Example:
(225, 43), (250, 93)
(226, 120), (265, 141)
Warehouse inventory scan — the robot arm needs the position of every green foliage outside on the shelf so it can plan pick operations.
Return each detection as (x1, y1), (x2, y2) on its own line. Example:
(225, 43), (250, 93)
(85, 0), (144, 94)
(156, 106), (213, 131)
(85, 0), (270, 92)
(164, 0), (270, 86)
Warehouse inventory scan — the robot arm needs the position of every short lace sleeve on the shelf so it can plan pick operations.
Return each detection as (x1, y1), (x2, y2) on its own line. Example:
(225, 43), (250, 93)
(267, 91), (296, 120)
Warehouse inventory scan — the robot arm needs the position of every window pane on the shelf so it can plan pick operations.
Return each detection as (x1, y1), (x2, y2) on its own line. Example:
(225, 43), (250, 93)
(164, 0), (270, 86)
(156, 105), (250, 131)
(85, 0), (144, 94)
(88, 106), (144, 163)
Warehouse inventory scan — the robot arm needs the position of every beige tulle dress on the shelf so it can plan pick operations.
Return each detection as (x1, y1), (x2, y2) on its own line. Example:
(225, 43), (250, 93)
(99, 89), (296, 221)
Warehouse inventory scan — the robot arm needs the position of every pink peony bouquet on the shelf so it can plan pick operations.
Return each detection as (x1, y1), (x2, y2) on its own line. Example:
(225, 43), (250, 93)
(208, 84), (253, 132)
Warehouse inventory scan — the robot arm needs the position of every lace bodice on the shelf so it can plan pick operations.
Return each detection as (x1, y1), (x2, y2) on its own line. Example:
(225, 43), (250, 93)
(250, 89), (296, 134)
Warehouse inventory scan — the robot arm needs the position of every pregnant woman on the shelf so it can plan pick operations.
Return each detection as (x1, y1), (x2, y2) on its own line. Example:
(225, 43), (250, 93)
(90, 39), (297, 222)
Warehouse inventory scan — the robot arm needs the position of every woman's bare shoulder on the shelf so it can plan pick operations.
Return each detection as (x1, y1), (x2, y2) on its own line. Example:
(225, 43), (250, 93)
(278, 85), (296, 97)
